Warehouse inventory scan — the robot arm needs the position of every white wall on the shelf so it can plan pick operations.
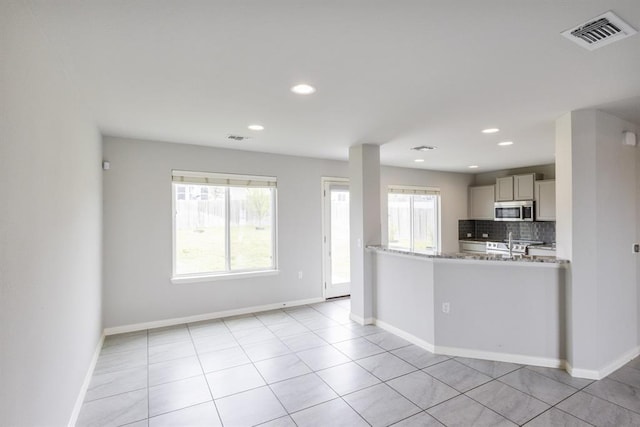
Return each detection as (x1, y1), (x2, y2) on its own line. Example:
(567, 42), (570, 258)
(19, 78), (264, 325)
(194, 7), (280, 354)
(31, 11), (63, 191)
(594, 111), (639, 370)
(555, 114), (573, 260)
(433, 261), (566, 363)
(103, 137), (473, 328)
(103, 137), (347, 327)
(374, 253), (435, 344)
(0, 1), (103, 425)
(349, 145), (381, 322)
(557, 109), (640, 375)
(373, 251), (565, 364)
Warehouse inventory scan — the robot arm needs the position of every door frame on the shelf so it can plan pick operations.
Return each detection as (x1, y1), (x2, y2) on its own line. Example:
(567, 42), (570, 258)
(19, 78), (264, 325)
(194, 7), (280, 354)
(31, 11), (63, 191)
(321, 177), (349, 299)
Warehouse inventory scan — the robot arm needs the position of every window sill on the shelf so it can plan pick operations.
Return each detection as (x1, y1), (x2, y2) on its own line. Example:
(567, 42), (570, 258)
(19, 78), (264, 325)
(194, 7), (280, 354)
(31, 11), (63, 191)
(171, 269), (280, 285)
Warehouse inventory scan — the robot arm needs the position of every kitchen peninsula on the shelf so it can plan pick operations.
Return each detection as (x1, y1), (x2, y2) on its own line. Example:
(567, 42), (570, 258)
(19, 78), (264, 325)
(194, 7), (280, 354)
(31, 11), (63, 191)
(368, 245), (568, 368)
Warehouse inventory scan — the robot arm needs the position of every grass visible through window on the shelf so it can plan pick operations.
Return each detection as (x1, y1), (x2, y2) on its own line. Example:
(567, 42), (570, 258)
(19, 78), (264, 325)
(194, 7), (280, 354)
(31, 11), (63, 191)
(176, 225), (273, 275)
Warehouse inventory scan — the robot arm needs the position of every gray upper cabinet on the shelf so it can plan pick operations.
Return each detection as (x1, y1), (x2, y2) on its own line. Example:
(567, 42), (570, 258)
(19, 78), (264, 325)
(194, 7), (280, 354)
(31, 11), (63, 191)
(495, 177), (514, 201)
(469, 185), (495, 220)
(535, 180), (556, 221)
(496, 173), (538, 201)
(514, 173), (536, 200)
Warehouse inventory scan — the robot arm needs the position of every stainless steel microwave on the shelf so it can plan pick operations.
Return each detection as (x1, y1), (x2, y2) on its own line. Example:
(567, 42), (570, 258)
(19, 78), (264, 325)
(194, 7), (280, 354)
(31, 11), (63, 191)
(494, 201), (534, 222)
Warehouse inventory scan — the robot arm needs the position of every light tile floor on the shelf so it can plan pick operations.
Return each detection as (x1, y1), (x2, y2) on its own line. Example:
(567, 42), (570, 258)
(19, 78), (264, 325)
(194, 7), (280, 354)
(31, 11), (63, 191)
(78, 298), (640, 427)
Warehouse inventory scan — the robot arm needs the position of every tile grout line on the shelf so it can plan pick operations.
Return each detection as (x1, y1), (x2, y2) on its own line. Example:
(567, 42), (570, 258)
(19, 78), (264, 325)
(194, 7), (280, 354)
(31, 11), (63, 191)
(230, 312), (301, 426)
(418, 362), (568, 425)
(186, 319), (227, 427)
(493, 366), (587, 406)
(228, 304), (358, 426)
(493, 366), (584, 424)
(285, 304), (373, 427)
(460, 377), (550, 426)
(85, 335), (551, 427)
(141, 325), (234, 424)
(429, 389), (518, 427)
(81, 305), (464, 425)
(534, 405), (597, 427)
(462, 364), (596, 426)
(288, 305), (460, 425)
(253, 303), (363, 424)
(88, 299), (639, 427)
(586, 374), (640, 415)
(579, 383), (640, 417)
(256, 303), (373, 425)
(302, 303), (431, 425)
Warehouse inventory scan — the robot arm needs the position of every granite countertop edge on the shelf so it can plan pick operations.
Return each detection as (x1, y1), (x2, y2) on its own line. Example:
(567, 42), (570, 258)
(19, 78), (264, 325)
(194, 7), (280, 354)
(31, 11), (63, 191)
(368, 245), (569, 264)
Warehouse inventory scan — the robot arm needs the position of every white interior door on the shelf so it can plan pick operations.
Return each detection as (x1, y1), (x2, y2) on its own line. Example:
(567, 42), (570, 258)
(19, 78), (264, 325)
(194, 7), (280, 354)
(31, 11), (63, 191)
(322, 180), (350, 299)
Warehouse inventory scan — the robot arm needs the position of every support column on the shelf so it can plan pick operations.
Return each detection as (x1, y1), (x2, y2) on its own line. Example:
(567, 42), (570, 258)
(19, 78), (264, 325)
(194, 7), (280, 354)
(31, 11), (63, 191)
(349, 144), (381, 324)
(556, 111), (599, 374)
(556, 110), (640, 378)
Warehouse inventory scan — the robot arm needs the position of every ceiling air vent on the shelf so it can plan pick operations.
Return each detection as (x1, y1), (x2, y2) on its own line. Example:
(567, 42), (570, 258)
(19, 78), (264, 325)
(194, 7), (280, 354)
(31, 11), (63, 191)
(227, 134), (251, 141)
(562, 11), (637, 51)
(412, 145), (437, 151)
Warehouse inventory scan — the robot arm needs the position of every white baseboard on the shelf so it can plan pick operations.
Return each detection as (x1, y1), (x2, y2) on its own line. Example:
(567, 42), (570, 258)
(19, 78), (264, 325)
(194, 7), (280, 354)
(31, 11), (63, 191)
(68, 333), (105, 427)
(435, 345), (564, 369)
(567, 345), (640, 380)
(374, 319), (435, 353)
(104, 297), (325, 335)
(349, 312), (374, 325)
(565, 362), (600, 380)
(370, 318), (565, 369)
(360, 318), (640, 380)
(597, 346), (640, 379)
(371, 318), (640, 380)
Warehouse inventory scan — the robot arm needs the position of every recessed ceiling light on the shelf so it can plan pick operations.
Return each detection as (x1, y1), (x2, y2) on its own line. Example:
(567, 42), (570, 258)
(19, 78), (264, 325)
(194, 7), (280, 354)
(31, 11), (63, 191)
(482, 128), (500, 134)
(248, 124), (264, 131)
(291, 84), (316, 95)
(414, 159), (425, 163)
(411, 145), (437, 151)
(497, 141), (513, 146)
(468, 165), (479, 169)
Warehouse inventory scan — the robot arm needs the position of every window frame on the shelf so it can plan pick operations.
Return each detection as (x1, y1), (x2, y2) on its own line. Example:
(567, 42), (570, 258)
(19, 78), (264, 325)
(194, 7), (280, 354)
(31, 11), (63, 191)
(387, 185), (441, 254)
(171, 170), (278, 282)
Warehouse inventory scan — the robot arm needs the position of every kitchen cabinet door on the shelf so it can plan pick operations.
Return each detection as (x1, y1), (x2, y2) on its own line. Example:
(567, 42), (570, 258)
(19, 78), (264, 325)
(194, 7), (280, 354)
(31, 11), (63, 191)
(514, 174), (536, 200)
(535, 180), (556, 221)
(495, 177), (513, 201)
(469, 185), (495, 220)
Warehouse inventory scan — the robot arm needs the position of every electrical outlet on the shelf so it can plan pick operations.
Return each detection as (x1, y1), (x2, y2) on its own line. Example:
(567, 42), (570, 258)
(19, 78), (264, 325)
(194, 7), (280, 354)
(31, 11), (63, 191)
(298, 271), (303, 279)
(482, 233), (489, 238)
(442, 302), (450, 314)
(466, 233), (472, 238)
(633, 243), (640, 254)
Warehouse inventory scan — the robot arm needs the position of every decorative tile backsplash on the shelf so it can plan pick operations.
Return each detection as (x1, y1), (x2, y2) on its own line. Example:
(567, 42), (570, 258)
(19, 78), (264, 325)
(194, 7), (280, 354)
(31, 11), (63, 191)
(458, 220), (475, 239)
(459, 220), (556, 244)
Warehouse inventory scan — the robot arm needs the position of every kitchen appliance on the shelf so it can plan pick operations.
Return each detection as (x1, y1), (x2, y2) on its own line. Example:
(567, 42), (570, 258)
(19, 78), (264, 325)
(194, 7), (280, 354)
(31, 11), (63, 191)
(494, 200), (534, 222)
(486, 236), (544, 257)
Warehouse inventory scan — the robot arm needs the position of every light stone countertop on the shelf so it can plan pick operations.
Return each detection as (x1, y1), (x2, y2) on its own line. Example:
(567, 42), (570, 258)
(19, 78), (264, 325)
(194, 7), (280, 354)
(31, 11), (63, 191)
(368, 245), (569, 264)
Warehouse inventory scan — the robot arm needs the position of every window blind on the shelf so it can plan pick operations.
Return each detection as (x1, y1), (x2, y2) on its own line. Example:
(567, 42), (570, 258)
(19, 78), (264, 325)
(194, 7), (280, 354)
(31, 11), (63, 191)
(388, 185), (440, 195)
(172, 170), (277, 188)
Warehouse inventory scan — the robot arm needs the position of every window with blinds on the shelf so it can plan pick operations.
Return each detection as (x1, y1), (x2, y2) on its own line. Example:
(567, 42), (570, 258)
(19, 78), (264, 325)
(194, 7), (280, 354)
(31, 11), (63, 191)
(388, 185), (441, 254)
(172, 170), (277, 277)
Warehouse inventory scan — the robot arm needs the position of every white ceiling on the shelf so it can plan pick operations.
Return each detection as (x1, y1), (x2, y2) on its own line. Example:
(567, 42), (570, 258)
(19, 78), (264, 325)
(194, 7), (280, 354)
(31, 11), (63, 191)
(28, 0), (640, 173)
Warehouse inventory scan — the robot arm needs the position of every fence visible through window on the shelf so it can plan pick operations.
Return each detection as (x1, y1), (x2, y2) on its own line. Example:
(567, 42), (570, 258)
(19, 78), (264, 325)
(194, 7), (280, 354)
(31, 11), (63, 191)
(172, 170), (277, 277)
(388, 189), (440, 254)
